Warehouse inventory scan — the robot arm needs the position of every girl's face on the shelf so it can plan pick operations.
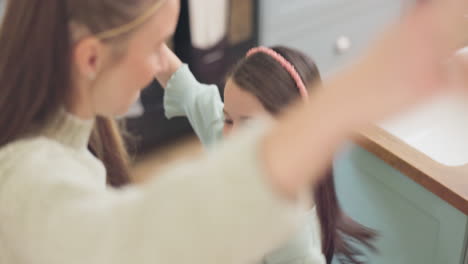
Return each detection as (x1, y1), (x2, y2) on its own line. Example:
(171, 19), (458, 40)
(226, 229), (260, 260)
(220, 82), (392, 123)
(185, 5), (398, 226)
(70, 0), (180, 119)
(223, 78), (271, 136)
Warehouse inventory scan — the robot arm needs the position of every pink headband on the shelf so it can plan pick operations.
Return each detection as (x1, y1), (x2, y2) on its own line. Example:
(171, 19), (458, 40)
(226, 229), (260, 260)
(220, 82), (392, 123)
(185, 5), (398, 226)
(246, 46), (309, 100)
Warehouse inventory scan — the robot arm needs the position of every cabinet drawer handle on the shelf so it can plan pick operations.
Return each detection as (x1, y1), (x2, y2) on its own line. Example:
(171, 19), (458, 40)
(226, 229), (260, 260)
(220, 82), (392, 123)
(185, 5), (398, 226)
(335, 36), (352, 55)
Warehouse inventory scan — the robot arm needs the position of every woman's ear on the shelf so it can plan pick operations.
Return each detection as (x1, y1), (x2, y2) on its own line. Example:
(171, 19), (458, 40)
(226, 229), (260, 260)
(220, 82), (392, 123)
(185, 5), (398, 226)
(72, 36), (107, 81)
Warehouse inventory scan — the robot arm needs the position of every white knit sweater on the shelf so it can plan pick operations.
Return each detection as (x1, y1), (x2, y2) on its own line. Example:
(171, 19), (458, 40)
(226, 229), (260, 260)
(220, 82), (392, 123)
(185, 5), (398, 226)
(0, 109), (307, 264)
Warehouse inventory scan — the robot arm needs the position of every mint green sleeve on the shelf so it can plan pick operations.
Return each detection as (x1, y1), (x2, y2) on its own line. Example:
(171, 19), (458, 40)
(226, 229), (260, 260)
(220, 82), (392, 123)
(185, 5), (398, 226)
(164, 64), (224, 146)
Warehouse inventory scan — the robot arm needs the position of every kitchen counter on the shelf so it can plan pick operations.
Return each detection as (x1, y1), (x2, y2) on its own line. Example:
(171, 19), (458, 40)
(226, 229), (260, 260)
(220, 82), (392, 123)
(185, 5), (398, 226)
(356, 125), (468, 214)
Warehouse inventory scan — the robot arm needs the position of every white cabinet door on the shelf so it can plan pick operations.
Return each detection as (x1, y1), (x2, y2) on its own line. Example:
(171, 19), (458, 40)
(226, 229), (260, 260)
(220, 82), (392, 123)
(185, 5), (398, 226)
(259, 0), (402, 75)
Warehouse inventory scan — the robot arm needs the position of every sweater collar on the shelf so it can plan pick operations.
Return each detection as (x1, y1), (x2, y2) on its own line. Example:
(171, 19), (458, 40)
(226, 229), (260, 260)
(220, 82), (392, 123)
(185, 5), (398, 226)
(41, 108), (94, 150)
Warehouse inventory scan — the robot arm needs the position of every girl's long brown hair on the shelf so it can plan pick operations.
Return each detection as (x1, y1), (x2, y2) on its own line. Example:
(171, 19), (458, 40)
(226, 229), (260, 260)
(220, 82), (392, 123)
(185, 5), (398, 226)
(230, 46), (378, 263)
(0, 0), (159, 187)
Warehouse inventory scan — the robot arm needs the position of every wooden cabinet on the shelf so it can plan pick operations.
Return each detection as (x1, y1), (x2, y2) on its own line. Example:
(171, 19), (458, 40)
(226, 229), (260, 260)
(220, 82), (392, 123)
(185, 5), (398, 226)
(333, 145), (467, 264)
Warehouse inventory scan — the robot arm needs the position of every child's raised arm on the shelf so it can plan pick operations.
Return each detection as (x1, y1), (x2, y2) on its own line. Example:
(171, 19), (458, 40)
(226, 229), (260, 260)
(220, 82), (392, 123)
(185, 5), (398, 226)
(154, 44), (183, 88)
(155, 44), (224, 146)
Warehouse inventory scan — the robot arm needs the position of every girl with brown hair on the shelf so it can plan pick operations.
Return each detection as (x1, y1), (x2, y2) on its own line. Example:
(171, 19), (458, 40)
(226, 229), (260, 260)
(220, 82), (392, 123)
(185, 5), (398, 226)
(159, 45), (376, 263)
